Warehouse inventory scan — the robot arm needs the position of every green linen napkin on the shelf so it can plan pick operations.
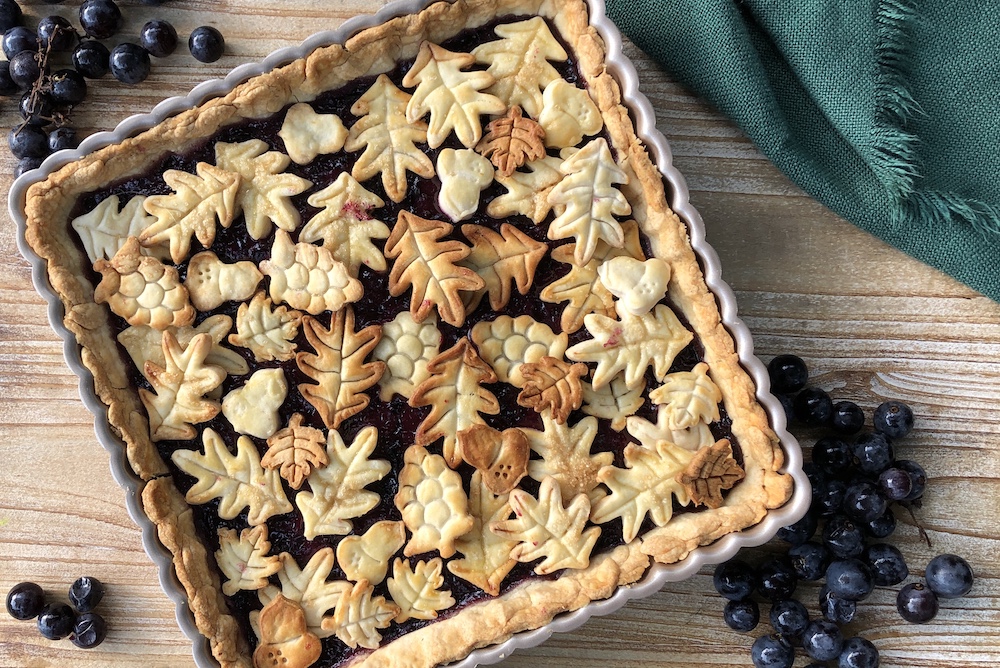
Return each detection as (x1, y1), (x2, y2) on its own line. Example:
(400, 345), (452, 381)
(606, 0), (1000, 301)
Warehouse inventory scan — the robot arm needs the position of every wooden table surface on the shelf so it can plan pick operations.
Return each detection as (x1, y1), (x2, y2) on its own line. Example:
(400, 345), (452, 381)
(1, 2), (999, 667)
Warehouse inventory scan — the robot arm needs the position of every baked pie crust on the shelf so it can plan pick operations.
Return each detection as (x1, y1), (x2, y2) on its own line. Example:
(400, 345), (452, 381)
(21, 1), (794, 667)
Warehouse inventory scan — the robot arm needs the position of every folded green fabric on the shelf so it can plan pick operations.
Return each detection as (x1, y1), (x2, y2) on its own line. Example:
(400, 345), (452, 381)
(606, 0), (1000, 301)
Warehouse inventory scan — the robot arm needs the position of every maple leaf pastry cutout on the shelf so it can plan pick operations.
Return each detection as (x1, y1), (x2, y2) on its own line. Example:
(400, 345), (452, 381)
(262, 413), (329, 490)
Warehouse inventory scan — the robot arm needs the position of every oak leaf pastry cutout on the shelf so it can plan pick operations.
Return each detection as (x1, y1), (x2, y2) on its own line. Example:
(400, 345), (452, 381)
(547, 137), (632, 265)
(538, 79), (603, 149)
(94, 237), (196, 331)
(71, 194), (166, 263)
(384, 211), (484, 327)
(476, 106), (546, 176)
(581, 374), (646, 432)
(328, 580), (400, 650)
(491, 476), (601, 575)
(677, 439), (745, 509)
(139, 163), (241, 264)
(590, 440), (696, 542)
(118, 314), (249, 380)
(409, 338), (500, 468)
(540, 219), (646, 333)
(216, 525), (282, 596)
(386, 557), (455, 623)
(296, 308), (385, 430)
(185, 250), (263, 311)
(626, 405), (717, 452)
(214, 139), (313, 240)
(253, 594), (322, 668)
(517, 356), (588, 424)
(278, 102), (348, 165)
(262, 413), (329, 490)
(258, 549), (351, 640)
(566, 303), (694, 390)
(470, 314), (568, 388)
(139, 331), (225, 441)
(395, 444), (475, 558)
(523, 413), (612, 504)
(300, 172), (389, 276)
(345, 74), (435, 203)
(222, 368), (288, 440)
(650, 362), (723, 430)
(172, 429), (292, 526)
(295, 426), (390, 540)
(336, 520), (407, 586)
(371, 311), (441, 402)
(402, 41), (505, 149)
(460, 223), (548, 313)
(259, 229), (363, 315)
(448, 471), (517, 596)
(471, 16), (569, 118)
(597, 256), (671, 317)
(457, 423), (529, 495)
(436, 148), (494, 222)
(228, 291), (303, 363)
(487, 154), (564, 224)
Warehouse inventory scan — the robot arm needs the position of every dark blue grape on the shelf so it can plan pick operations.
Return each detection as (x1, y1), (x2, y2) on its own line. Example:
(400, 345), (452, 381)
(9, 124), (48, 158)
(37, 603), (76, 639)
(68, 576), (105, 613)
(863, 543), (908, 586)
(820, 586), (857, 624)
(831, 401), (865, 435)
(3, 26), (37, 59)
(842, 481), (887, 524)
(0, 0), (22, 34)
(895, 460), (926, 502)
(768, 354), (808, 394)
(814, 436), (852, 475)
(802, 620), (845, 662)
(852, 433), (894, 476)
(925, 554), (974, 599)
(713, 559), (757, 601)
(877, 467), (912, 501)
(723, 599), (760, 632)
(16, 155), (44, 176)
(73, 40), (111, 79)
(48, 126), (78, 152)
(9, 50), (40, 89)
(777, 512), (817, 546)
(6, 582), (45, 620)
(816, 479), (848, 518)
(805, 462), (826, 510)
(79, 0), (123, 40)
(769, 599), (809, 644)
(189, 25), (225, 63)
(70, 611), (107, 649)
(864, 507), (896, 539)
(757, 557), (797, 602)
(140, 19), (177, 57)
(0, 60), (17, 95)
(896, 583), (938, 623)
(110, 43), (151, 84)
(823, 514), (864, 559)
(751, 634), (794, 668)
(838, 637), (880, 668)
(789, 541), (830, 581)
(873, 400), (913, 439)
(49, 69), (88, 106)
(826, 558), (875, 601)
(37, 15), (76, 52)
(777, 393), (795, 424)
(794, 387), (834, 426)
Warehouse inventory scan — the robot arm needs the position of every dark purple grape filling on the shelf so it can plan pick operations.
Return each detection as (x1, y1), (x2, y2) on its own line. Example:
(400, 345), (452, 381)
(71, 16), (743, 667)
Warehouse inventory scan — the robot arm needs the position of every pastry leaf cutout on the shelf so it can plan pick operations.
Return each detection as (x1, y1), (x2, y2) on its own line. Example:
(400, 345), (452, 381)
(410, 339), (500, 467)
(72, 194), (160, 263)
(471, 16), (569, 118)
(228, 291), (302, 363)
(448, 471), (517, 596)
(566, 304), (694, 390)
(491, 476), (601, 575)
(345, 74), (434, 203)
(300, 172), (389, 276)
(139, 331), (225, 441)
(259, 549), (351, 639)
(677, 439), (745, 509)
(581, 374), (646, 431)
(262, 413), (329, 490)
(295, 426), (391, 539)
(517, 356), (588, 424)
(488, 155), (564, 224)
(402, 41), (505, 149)
(649, 362), (722, 430)
(119, 315), (249, 380)
(172, 429), (292, 526)
(214, 139), (312, 240)
(385, 211), (484, 327)
(524, 413), (612, 504)
(328, 580), (399, 650)
(591, 441), (695, 542)
(386, 558), (455, 622)
(215, 525), (282, 596)
(296, 308), (385, 430)
(460, 223), (548, 312)
(547, 138), (632, 265)
(139, 162), (241, 264)
(476, 106), (546, 176)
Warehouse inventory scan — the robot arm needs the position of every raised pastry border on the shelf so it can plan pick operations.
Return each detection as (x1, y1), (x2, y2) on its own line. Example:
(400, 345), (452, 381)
(10, 0), (810, 667)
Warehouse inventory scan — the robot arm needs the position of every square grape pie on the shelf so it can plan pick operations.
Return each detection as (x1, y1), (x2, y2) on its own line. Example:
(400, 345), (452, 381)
(20, 0), (794, 666)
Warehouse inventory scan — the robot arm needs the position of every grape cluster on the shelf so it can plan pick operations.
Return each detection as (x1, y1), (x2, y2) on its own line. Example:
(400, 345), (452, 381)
(713, 354), (975, 668)
(1, 0), (226, 176)
(5, 577), (108, 649)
